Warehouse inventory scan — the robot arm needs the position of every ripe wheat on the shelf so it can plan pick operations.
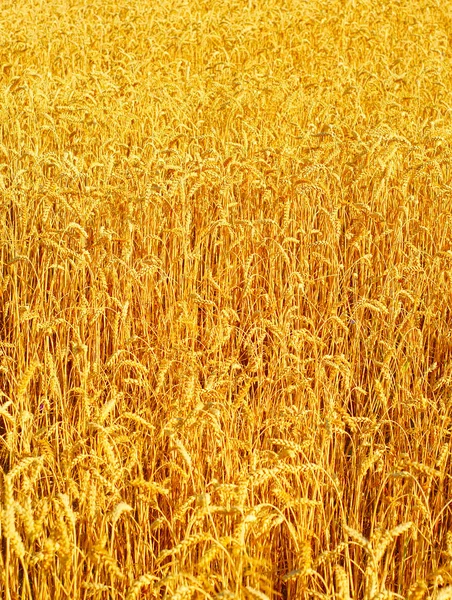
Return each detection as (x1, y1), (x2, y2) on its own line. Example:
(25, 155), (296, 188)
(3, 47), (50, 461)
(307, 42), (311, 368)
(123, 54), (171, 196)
(1, 0), (452, 597)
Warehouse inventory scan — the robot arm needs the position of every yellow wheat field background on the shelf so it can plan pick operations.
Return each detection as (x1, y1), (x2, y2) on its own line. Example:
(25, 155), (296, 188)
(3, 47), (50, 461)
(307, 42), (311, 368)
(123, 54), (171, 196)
(1, 0), (452, 597)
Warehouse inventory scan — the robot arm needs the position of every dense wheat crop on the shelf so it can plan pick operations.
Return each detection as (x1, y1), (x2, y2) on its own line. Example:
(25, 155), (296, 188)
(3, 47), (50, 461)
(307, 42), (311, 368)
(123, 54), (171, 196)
(2, 0), (452, 597)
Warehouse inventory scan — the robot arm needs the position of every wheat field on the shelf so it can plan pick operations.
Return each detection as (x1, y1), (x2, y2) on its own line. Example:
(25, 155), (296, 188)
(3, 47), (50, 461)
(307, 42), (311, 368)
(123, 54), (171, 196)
(1, 0), (452, 598)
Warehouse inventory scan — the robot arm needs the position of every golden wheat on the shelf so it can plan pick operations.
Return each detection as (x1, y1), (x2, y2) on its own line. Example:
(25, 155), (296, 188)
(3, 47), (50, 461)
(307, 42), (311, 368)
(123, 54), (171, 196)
(1, 0), (452, 597)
